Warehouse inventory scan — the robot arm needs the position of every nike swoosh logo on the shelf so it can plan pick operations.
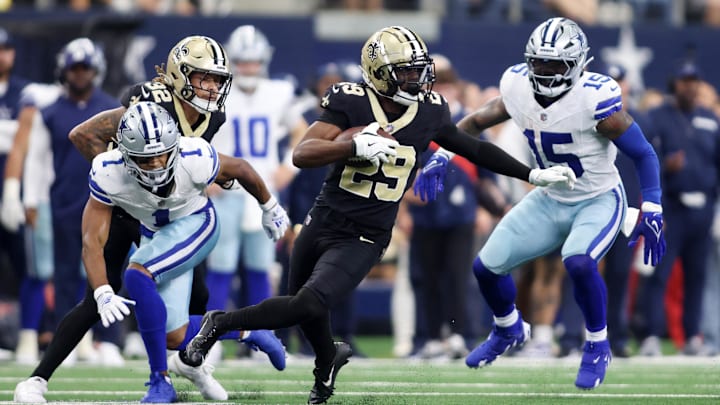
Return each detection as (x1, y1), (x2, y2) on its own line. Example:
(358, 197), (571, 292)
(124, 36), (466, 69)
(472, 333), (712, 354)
(141, 86), (151, 99)
(323, 365), (335, 387)
(592, 355), (601, 364)
(610, 86), (618, 91)
(359, 236), (375, 244)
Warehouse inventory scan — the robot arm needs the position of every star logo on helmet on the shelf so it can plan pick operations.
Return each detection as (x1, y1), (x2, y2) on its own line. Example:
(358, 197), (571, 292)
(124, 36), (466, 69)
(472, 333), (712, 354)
(367, 41), (379, 62)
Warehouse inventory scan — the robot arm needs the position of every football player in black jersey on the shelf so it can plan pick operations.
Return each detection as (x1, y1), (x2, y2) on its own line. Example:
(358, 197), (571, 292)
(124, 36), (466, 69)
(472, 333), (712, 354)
(15, 36), (282, 403)
(184, 26), (576, 404)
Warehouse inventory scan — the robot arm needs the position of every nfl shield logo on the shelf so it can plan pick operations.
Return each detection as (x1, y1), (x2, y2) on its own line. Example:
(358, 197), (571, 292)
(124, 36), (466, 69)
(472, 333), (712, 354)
(540, 113), (548, 121)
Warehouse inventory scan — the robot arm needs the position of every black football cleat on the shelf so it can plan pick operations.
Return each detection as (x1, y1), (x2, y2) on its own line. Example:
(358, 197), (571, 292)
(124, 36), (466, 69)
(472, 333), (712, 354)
(185, 310), (225, 367)
(308, 342), (353, 404)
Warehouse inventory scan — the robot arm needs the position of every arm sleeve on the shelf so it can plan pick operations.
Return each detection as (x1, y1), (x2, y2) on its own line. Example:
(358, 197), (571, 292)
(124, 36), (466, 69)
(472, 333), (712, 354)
(612, 121), (662, 204)
(437, 125), (531, 182)
(23, 112), (52, 208)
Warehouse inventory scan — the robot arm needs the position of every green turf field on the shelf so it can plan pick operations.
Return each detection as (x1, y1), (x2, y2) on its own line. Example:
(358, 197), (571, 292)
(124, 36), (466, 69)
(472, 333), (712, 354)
(1, 354), (718, 404)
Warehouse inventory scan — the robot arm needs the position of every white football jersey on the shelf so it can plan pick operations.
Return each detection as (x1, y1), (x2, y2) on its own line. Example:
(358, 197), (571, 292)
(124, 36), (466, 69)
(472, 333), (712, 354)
(211, 78), (300, 230)
(89, 137), (219, 231)
(500, 64), (622, 203)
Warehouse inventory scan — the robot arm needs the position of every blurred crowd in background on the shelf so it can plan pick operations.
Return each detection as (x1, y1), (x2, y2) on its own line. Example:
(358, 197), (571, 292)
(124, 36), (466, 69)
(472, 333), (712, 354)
(3, 0), (720, 27)
(0, 0), (718, 368)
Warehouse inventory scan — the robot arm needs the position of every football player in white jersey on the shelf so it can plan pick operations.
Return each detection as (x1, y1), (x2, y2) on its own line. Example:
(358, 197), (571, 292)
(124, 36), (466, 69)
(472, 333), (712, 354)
(82, 102), (290, 403)
(415, 17), (666, 389)
(205, 25), (307, 325)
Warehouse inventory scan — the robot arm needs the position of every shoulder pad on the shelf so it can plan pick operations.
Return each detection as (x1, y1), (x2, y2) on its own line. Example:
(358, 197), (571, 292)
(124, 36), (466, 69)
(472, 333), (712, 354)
(320, 81), (368, 112)
(578, 72), (623, 121)
(122, 81), (173, 108)
(88, 150), (124, 205)
(178, 137), (220, 186)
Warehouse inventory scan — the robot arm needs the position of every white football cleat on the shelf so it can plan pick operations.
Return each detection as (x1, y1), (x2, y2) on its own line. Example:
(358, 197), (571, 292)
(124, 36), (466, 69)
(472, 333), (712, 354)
(167, 351), (228, 400)
(15, 329), (39, 365)
(123, 331), (147, 359)
(97, 342), (125, 367)
(14, 376), (48, 403)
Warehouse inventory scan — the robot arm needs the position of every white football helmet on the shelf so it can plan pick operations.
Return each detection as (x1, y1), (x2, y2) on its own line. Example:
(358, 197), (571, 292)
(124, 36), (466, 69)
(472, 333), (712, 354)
(524, 17), (592, 97)
(164, 35), (232, 113)
(116, 102), (180, 190)
(225, 25), (274, 90)
(360, 26), (435, 106)
(56, 37), (106, 87)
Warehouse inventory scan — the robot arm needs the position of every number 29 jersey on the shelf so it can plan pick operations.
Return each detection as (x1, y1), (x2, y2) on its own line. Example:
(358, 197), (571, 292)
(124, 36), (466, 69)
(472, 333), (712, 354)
(122, 81), (226, 143)
(500, 64), (622, 203)
(316, 82), (455, 232)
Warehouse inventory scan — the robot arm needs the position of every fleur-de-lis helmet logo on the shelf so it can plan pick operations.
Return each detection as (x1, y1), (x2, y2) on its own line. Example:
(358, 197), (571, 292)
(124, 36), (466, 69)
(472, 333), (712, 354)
(367, 41), (380, 62)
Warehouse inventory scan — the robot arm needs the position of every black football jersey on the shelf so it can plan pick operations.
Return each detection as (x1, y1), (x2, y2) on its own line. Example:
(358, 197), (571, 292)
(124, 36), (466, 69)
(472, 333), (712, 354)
(316, 82), (454, 231)
(121, 81), (226, 143)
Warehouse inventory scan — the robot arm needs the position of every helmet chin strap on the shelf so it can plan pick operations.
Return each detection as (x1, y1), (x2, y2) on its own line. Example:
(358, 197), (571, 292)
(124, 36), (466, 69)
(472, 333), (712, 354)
(186, 95), (219, 113)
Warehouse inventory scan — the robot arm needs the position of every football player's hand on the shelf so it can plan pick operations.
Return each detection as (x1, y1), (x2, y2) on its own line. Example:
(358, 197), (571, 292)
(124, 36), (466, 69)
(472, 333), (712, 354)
(94, 285), (135, 328)
(628, 202), (666, 267)
(260, 196), (290, 242)
(352, 123), (399, 166)
(528, 166), (577, 189)
(1, 178), (25, 232)
(413, 152), (449, 202)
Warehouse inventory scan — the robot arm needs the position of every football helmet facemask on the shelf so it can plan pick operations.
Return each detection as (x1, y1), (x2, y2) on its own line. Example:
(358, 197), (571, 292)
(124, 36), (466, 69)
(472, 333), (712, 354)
(164, 35), (232, 113)
(225, 25), (274, 90)
(56, 37), (106, 87)
(360, 26), (435, 106)
(116, 102), (181, 191)
(524, 17), (593, 98)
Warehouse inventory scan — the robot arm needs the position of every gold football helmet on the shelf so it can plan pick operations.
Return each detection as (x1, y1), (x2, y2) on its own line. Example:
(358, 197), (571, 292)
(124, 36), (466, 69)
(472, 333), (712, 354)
(164, 35), (232, 113)
(360, 26), (435, 106)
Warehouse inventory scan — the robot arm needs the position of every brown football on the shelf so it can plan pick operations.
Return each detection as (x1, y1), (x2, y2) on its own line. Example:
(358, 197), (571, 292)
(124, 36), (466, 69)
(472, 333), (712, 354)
(335, 125), (394, 142)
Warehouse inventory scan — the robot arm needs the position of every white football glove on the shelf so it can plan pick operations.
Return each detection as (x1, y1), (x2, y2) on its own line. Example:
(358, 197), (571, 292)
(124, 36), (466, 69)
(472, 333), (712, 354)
(260, 195), (290, 242)
(1, 178), (25, 232)
(352, 122), (399, 166)
(93, 285), (136, 328)
(528, 166), (577, 189)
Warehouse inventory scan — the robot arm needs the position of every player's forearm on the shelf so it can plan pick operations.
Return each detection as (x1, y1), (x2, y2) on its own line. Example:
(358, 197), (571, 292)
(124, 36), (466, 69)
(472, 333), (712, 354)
(612, 122), (662, 204)
(4, 107), (34, 180)
(82, 249), (109, 290)
(69, 107), (125, 162)
(223, 158), (272, 204)
(292, 139), (353, 168)
(438, 127), (531, 182)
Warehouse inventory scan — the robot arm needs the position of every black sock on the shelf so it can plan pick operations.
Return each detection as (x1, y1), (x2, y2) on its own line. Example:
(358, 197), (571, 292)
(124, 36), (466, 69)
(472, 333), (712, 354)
(33, 299), (99, 381)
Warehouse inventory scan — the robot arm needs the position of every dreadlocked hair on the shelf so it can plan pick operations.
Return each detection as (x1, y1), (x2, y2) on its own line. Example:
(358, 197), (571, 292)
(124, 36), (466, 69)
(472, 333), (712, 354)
(153, 63), (169, 84)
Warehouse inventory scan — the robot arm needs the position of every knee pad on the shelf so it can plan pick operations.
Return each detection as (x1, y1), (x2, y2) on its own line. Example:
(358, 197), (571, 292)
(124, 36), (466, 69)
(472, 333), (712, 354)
(289, 288), (327, 320)
(473, 256), (500, 280)
(563, 254), (597, 279)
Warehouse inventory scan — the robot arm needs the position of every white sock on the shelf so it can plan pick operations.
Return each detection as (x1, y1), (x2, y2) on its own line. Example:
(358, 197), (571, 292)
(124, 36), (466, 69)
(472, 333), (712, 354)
(494, 307), (519, 328)
(586, 327), (607, 342)
(533, 324), (553, 344)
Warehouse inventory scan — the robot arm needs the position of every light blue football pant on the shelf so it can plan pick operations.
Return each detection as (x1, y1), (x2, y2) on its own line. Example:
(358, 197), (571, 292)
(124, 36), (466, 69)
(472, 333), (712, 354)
(130, 203), (219, 332)
(26, 202), (54, 280)
(480, 185), (626, 275)
(206, 191), (275, 273)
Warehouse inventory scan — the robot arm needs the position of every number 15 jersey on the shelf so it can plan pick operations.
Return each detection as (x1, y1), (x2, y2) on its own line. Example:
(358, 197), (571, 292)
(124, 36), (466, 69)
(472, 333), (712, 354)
(501, 64), (622, 203)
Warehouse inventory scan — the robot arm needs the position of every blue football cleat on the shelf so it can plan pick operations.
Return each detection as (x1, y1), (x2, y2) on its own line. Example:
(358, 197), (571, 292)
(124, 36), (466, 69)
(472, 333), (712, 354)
(141, 371), (177, 403)
(575, 340), (611, 390)
(466, 317), (531, 368)
(242, 329), (287, 371)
